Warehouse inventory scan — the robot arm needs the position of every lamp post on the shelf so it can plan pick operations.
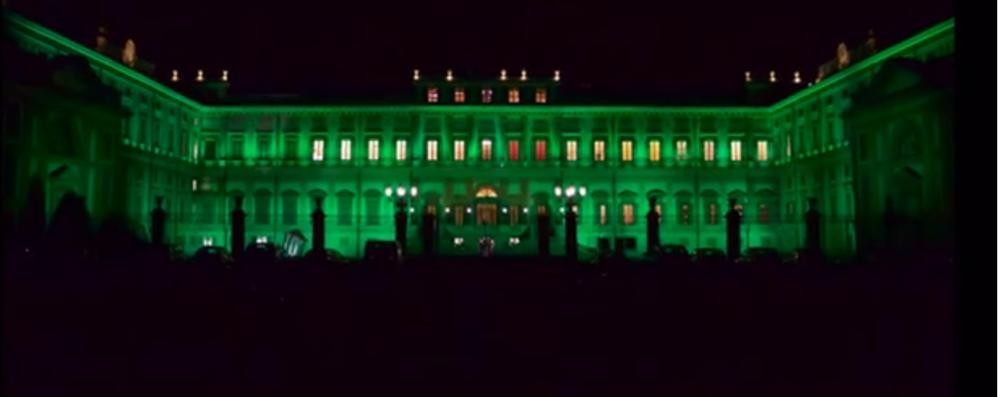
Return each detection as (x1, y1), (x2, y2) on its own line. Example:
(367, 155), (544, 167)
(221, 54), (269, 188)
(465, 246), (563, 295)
(385, 184), (418, 254)
(554, 184), (587, 262)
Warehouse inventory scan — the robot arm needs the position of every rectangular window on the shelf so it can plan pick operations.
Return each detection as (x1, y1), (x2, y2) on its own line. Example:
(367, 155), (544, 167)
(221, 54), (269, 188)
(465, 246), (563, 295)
(427, 87), (439, 103)
(204, 139), (217, 160)
(231, 136), (244, 159)
(454, 140), (466, 161)
(311, 139), (325, 161)
(704, 140), (715, 161)
(482, 88), (493, 103)
(599, 204), (608, 225)
(786, 135), (792, 158)
(454, 87), (465, 103)
(340, 139), (352, 161)
(427, 139), (438, 161)
(676, 140), (687, 160)
(283, 136), (297, 159)
(507, 140), (520, 161)
(708, 203), (718, 224)
(649, 140), (661, 162)
(594, 140), (606, 162)
(757, 140), (769, 161)
(395, 139), (407, 161)
(535, 88), (547, 103)
(534, 139), (547, 161)
(731, 140), (743, 161)
(257, 135), (271, 158)
(367, 139), (379, 160)
(566, 140), (578, 161)
(622, 204), (635, 225)
(621, 140), (634, 162)
(758, 203), (770, 224)
(337, 195), (352, 225)
(508, 88), (520, 103)
(454, 206), (465, 225)
(481, 139), (493, 160)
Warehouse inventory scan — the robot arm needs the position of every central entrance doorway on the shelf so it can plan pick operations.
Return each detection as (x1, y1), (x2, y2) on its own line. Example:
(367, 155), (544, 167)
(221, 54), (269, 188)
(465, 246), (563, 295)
(475, 187), (499, 225)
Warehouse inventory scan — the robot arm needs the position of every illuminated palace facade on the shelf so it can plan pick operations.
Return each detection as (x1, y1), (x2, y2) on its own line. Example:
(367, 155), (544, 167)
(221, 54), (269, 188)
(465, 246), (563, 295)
(3, 11), (955, 259)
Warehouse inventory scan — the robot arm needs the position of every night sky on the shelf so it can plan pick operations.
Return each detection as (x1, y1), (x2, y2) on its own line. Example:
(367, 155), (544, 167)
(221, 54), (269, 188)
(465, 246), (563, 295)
(8, 0), (953, 98)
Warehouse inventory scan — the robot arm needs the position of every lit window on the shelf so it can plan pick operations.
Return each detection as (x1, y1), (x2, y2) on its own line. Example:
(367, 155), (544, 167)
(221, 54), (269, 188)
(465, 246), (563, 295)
(427, 87), (439, 103)
(481, 139), (493, 160)
(535, 88), (547, 103)
(594, 140), (606, 162)
(482, 88), (493, 103)
(676, 140), (688, 160)
(621, 140), (634, 162)
(599, 204), (608, 225)
(231, 136), (244, 159)
(534, 139), (547, 161)
(204, 139), (217, 160)
(192, 179), (198, 191)
(680, 203), (691, 225)
(786, 136), (792, 158)
(655, 204), (662, 224)
(649, 140), (661, 162)
(708, 203), (718, 224)
(757, 140), (769, 161)
(704, 140), (715, 161)
(566, 140), (578, 161)
(257, 135), (271, 158)
(367, 139), (379, 161)
(454, 140), (465, 161)
(395, 139), (407, 161)
(731, 140), (743, 161)
(311, 139), (325, 161)
(427, 139), (438, 161)
(622, 204), (635, 225)
(339, 139), (351, 161)
(454, 87), (465, 103)
(508, 140), (520, 161)
(508, 88), (520, 103)
(282, 136), (296, 159)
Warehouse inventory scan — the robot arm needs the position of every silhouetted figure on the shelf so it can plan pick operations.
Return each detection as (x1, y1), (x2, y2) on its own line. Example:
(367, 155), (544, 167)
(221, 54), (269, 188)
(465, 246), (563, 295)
(804, 197), (822, 262)
(311, 195), (325, 255)
(46, 192), (92, 259)
(725, 198), (742, 262)
(150, 195), (166, 247)
(231, 195), (246, 259)
(537, 211), (551, 257)
(94, 213), (145, 262)
(565, 204), (578, 262)
(420, 211), (437, 258)
(393, 199), (408, 255)
(646, 197), (661, 254)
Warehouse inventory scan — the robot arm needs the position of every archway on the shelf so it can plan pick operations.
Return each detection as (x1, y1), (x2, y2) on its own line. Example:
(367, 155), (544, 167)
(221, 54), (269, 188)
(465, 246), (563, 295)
(474, 186), (499, 225)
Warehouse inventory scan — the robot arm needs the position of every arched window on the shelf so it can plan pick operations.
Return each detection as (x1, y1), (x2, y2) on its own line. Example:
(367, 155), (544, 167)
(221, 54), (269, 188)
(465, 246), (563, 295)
(282, 191), (299, 225)
(254, 189), (271, 225)
(336, 191), (354, 226)
(364, 190), (381, 225)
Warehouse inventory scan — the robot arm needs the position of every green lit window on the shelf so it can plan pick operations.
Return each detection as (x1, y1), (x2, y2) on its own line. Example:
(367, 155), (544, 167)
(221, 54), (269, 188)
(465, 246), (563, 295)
(203, 139), (217, 160)
(535, 88), (547, 103)
(703, 140), (715, 161)
(679, 202), (691, 225)
(427, 87), (439, 103)
(367, 139), (379, 161)
(507, 140), (520, 161)
(649, 140), (661, 162)
(707, 202), (718, 224)
(365, 192), (380, 225)
(426, 139), (438, 161)
(254, 190), (271, 225)
(282, 192), (298, 225)
(731, 140), (743, 161)
(676, 140), (688, 161)
(481, 139), (493, 161)
(786, 136), (792, 158)
(757, 140), (769, 161)
(395, 139), (407, 161)
(621, 140), (634, 162)
(622, 204), (635, 225)
(257, 135), (271, 158)
(284, 135), (298, 159)
(454, 140), (466, 161)
(566, 140), (578, 161)
(231, 136), (244, 159)
(339, 139), (352, 161)
(454, 87), (465, 103)
(593, 140), (606, 162)
(311, 139), (325, 161)
(508, 88), (520, 104)
(337, 193), (353, 225)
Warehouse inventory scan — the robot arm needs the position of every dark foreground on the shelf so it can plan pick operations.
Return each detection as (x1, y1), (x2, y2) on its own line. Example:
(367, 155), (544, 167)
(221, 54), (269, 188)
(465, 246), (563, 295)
(4, 255), (954, 396)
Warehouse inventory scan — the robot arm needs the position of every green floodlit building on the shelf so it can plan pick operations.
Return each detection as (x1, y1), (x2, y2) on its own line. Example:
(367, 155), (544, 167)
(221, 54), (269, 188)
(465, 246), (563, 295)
(1, 10), (955, 260)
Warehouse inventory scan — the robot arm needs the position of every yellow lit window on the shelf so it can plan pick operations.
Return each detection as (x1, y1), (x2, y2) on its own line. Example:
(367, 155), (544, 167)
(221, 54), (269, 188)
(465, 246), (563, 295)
(311, 139), (324, 161)
(621, 140), (633, 162)
(757, 140), (769, 161)
(367, 139), (379, 161)
(649, 140), (661, 162)
(426, 139), (438, 161)
(622, 204), (635, 225)
(454, 87), (465, 103)
(395, 139), (407, 161)
(566, 140), (578, 161)
(481, 139), (493, 160)
(599, 204), (608, 225)
(731, 140), (743, 161)
(339, 139), (351, 161)
(676, 140), (688, 160)
(704, 140), (715, 161)
(535, 88), (547, 103)
(594, 140), (606, 162)
(454, 140), (465, 161)
(508, 88), (520, 103)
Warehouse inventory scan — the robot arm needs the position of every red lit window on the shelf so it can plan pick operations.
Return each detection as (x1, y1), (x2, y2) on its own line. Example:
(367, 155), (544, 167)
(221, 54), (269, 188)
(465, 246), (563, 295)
(508, 140), (520, 161)
(427, 87), (439, 103)
(534, 139), (547, 161)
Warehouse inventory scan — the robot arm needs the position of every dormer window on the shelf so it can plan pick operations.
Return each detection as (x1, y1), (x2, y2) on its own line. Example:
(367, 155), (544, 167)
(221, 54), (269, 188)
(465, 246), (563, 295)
(482, 88), (493, 103)
(427, 87), (439, 103)
(508, 88), (520, 104)
(454, 87), (465, 103)
(535, 88), (547, 103)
